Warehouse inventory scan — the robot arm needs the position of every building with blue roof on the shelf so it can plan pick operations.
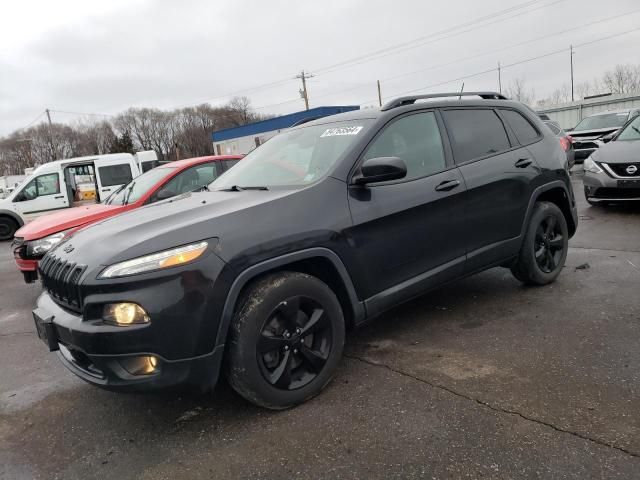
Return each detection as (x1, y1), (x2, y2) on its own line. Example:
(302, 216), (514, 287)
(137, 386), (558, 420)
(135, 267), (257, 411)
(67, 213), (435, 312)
(211, 105), (359, 155)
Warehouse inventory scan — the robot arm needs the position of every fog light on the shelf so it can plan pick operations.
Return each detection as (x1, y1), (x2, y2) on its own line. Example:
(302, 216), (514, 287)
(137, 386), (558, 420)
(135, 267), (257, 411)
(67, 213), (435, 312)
(103, 303), (149, 326)
(120, 355), (160, 375)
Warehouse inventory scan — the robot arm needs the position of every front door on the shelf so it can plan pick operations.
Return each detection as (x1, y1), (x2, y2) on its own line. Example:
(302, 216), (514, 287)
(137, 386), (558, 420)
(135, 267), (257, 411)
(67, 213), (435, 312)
(13, 172), (68, 221)
(346, 110), (468, 313)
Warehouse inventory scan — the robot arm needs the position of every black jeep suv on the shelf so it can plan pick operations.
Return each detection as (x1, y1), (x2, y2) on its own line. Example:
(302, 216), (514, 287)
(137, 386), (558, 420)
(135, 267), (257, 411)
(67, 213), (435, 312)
(33, 92), (577, 409)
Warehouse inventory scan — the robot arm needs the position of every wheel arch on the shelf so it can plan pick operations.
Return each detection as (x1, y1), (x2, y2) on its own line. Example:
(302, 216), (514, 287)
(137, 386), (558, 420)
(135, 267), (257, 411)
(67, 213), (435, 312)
(214, 248), (365, 348)
(0, 209), (24, 228)
(522, 181), (577, 238)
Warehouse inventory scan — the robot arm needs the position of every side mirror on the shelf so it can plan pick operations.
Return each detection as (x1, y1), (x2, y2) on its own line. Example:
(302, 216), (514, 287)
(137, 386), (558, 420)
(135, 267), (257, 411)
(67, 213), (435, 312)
(155, 189), (176, 201)
(353, 157), (407, 185)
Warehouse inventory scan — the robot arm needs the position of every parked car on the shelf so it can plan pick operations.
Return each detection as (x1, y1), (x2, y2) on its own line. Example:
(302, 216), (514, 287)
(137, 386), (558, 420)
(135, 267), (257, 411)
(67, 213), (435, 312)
(569, 109), (640, 163)
(0, 151), (158, 241)
(544, 120), (575, 170)
(12, 155), (242, 283)
(583, 114), (640, 205)
(32, 92), (577, 409)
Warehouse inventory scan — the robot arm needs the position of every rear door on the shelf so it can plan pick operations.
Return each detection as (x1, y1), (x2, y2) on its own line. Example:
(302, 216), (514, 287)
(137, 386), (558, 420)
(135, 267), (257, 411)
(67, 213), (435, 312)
(441, 107), (540, 271)
(346, 110), (468, 309)
(95, 158), (134, 201)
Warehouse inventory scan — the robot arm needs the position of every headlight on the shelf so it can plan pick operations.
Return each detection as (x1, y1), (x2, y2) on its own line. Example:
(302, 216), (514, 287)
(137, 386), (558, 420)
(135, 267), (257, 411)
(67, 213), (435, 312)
(26, 230), (72, 257)
(103, 303), (150, 325)
(99, 241), (208, 278)
(583, 157), (603, 174)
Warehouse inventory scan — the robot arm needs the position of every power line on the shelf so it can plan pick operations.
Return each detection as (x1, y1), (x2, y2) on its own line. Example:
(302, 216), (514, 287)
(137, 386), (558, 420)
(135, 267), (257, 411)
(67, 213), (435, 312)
(354, 25), (640, 105)
(149, 0), (555, 111)
(312, 0), (563, 76)
(16, 111), (46, 131)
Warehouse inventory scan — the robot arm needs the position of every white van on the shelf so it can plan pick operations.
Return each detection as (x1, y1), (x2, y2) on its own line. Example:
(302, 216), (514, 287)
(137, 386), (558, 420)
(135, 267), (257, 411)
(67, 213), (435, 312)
(0, 151), (157, 240)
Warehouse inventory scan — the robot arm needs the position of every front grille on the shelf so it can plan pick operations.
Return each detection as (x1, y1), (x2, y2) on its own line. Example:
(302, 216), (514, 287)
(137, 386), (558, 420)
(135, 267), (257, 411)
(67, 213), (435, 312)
(605, 163), (640, 177)
(39, 254), (87, 311)
(593, 187), (640, 199)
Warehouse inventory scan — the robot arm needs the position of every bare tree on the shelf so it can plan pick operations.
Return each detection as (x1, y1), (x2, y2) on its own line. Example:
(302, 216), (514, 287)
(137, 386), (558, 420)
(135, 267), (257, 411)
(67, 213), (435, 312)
(504, 77), (535, 105)
(602, 64), (640, 95)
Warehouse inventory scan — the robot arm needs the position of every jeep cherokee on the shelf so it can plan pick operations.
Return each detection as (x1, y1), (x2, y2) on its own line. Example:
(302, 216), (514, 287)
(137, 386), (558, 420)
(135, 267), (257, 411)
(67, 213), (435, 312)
(32, 92), (577, 409)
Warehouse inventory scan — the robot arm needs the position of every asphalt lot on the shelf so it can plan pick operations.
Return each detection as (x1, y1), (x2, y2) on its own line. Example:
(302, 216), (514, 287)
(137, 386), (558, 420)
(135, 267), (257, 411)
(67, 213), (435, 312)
(1, 170), (639, 480)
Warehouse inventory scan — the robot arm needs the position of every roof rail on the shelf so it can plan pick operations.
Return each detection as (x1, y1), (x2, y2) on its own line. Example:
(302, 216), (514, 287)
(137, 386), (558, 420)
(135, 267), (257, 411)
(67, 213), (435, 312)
(381, 92), (508, 111)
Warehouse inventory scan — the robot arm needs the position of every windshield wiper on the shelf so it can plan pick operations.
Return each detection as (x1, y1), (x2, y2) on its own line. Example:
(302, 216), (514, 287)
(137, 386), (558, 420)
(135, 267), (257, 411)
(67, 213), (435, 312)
(219, 185), (268, 191)
(123, 182), (136, 205)
(632, 126), (640, 135)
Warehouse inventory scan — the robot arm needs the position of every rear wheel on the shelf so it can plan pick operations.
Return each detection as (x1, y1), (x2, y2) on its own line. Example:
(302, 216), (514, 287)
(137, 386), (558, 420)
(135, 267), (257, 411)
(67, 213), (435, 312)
(226, 271), (345, 410)
(511, 202), (568, 285)
(0, 216), (18, 241)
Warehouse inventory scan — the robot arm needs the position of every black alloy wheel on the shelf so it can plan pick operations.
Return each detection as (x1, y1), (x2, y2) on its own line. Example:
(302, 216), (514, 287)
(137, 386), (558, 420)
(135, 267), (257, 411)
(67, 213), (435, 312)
(226, 271), (345, 409)
(534, 215), (565, 273)
(258, 296), (332, 391)
(510, 201), (568, 285)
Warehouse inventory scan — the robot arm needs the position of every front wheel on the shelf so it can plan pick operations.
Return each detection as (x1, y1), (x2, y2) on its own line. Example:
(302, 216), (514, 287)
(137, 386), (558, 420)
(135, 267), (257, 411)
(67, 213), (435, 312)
(511, 201), (568, 285)
(226, 271), (345, 410)
(0, 216), (18, 241)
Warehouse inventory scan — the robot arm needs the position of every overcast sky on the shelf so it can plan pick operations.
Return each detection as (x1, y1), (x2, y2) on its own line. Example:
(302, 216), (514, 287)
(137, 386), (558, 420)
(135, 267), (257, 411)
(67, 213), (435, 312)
(2, 0), (639, 135)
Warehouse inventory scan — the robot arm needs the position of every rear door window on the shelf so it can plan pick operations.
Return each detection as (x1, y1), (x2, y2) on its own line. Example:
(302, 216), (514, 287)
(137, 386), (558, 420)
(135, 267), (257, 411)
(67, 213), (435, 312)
(98, 164), (133, 187)
(442, 109), (511, 164)
(501, 109), (540, 145)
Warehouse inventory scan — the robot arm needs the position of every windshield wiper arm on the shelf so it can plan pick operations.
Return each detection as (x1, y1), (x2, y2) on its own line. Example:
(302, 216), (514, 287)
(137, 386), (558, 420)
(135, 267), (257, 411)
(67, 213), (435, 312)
(219, 185), (269, 191)
(632, 126), (640, 135)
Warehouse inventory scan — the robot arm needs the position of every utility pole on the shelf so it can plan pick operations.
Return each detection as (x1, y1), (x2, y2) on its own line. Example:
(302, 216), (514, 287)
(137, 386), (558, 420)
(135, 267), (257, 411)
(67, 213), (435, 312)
(377, 80), (382, 107)
(497, 62), (502, 94)
(296, 70), (313, 110)
(45, 109), (56, 161)
(570, 45), (575, 102)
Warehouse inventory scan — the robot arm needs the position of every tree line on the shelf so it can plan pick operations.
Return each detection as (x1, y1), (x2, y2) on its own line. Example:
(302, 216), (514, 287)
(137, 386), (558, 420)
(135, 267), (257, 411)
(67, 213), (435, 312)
(0, 97), (268, 176)
(505, 63), (640, 107)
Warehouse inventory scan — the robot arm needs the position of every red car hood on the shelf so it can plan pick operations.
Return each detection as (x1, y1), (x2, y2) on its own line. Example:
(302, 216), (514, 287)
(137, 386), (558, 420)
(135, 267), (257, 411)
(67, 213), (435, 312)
(16, 203), (126, 241)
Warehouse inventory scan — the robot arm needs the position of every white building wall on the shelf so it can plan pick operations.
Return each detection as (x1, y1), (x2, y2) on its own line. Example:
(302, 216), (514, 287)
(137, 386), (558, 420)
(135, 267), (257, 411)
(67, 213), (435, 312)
(213, 128), (283, 155)
(538, 94), (640, 129)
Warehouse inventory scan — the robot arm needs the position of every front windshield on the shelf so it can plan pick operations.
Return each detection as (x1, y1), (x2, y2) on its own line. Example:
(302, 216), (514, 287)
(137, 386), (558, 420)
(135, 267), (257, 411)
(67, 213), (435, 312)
(105, 167), (175, 205)
(211, 119), (373, 189)
(573, 112), (629, 131)
(615, 116), (640, 141)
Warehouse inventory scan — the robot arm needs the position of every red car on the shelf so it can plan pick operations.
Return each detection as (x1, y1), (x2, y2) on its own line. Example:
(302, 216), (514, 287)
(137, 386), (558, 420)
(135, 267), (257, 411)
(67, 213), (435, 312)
(12, 155), (242, 283)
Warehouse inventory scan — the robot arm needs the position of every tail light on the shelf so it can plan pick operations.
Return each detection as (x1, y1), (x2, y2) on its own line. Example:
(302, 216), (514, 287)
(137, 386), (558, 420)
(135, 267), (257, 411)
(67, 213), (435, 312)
(559, 136), (571, 151)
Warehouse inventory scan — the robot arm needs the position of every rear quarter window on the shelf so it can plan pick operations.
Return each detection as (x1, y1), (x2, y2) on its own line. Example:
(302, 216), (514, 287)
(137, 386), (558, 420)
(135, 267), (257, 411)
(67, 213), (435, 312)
(501, 109), (541, 145)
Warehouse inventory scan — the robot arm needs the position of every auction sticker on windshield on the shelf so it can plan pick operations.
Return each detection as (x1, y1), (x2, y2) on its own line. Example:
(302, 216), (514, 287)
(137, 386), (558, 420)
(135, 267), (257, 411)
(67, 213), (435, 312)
(320, 126), (363, 137)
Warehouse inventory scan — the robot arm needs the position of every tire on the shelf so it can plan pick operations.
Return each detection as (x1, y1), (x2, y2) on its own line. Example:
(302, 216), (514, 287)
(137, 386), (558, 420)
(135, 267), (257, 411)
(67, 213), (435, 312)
(0, 216), (18, 241)
(511, 201), (568, 286)
(225, 271), (345, 410)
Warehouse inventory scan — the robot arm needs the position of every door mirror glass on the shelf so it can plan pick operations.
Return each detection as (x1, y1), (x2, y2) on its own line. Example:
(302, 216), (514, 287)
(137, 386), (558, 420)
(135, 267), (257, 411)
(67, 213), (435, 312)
(354, 157), (407, 184)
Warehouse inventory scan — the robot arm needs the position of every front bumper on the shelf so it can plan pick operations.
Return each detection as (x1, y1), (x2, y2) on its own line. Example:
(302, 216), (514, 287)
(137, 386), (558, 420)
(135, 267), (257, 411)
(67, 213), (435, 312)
(583, 170), (640, 202)
(33, 247), (231, 391)
(12, 238), (41, 283)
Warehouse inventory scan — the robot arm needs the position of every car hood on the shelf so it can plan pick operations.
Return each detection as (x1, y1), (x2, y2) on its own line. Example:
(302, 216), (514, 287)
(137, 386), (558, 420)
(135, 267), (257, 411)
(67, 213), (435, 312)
(16, 203), (124, 241)
(49, 188), (301, 267)
(592, 140), (640, 164)
(570, 127), (620, 139)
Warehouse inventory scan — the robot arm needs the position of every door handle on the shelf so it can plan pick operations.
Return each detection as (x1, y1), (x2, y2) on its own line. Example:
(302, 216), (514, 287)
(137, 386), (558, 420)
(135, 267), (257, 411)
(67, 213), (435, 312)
(101, 188), (111, 192)
(435, 179), (461, 192)
(515, 158), (533, 168)
(54, 195), (64, 199)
